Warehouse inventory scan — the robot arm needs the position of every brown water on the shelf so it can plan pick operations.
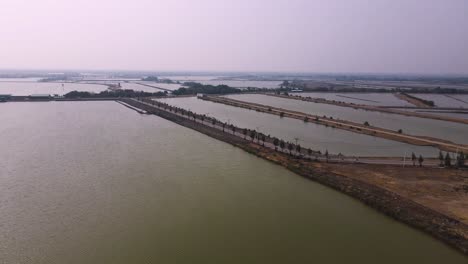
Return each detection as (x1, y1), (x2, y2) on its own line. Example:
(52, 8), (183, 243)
(0, 101), (465, 263)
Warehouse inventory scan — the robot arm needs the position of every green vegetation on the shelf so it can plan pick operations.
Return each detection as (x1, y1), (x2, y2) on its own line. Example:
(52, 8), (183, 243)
(287, 143), (293, 155)
(142, 76), (159, 82)
(411, 152), (417, 166)
(280, 140), (285, 152)
(444, 153), (452, 167)
(172, 82), (241, 95)
(64, 89), (166, 98)
(456, 152), (466, 167)
(142, 76), (177, 84)
(249, 130), (256, 141)
(295, 144), (301, 156)
(273, 138), (279, 151)
(418, 155), (424, 167)
(401, 92), (435, 107)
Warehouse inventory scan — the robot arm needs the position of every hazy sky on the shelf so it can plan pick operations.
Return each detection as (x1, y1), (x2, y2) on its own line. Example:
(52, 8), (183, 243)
(1, 0), (467, 74)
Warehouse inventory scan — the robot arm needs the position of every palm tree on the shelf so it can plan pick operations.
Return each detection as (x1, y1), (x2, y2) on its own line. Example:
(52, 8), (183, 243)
(307, 148), (312, 158)
(295, 144), (301, 157)
(261, 134), (266, 146)
(222, 123), (226, 132)
(457, 151), (466, 168)
(231, 124), (235, 135)
(273, 138), (279, 151)
(249, 130), (256, 141)
(411, 152), (416, 166)
(287, 143), (293, 155)
(243, 128), (247, 139)
(325, 150), (329, 163)
(438, 151), (444, 166)
(211, 119), (216, 127)
(418, 155), (424, 167)
(280, 140), (285, 153)
(280, 112), (284, 118)
(444, 152), (451, 167)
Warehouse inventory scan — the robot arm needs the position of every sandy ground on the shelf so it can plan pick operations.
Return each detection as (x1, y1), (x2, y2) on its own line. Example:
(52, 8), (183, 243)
(321, 163), (468, 225)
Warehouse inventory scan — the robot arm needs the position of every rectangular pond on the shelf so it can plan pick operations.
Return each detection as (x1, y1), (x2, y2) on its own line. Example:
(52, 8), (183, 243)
(159, 97), (439, 157)
(224, 94), (468, 145)
(297, 92), (413, 107)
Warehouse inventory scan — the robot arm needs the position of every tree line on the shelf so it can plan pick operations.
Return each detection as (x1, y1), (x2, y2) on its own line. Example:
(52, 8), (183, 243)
(138, 98), (467, 168)
(138, 98), (326, 161)
(64, 89), (167, 98)
(172, 83), (241, 95)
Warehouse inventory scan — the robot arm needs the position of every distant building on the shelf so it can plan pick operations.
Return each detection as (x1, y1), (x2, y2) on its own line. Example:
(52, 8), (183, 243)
(290, 89), (303, 92)
(197, 93), (205, 98)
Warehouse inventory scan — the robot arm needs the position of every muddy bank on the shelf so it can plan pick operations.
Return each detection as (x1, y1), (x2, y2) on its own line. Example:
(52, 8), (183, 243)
(120, 98), (468, 255)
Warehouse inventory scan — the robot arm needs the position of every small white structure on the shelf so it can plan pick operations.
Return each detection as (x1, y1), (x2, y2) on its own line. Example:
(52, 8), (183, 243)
(290, 89), (303, 92)
(197, 93), (205, 98)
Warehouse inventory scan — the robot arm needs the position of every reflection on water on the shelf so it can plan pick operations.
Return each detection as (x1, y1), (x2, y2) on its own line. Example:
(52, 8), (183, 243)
(159, 97), (438, 157)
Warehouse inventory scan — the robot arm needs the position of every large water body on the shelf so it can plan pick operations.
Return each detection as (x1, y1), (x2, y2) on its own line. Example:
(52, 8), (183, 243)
(0, 80), (106, 95)
(0, 101), (465, 263)
(159, 97), (438, 157)
(224, 94), (468, 145)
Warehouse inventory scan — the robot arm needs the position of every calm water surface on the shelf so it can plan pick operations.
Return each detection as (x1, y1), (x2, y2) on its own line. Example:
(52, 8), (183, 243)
(160, 97), (438, 157)
(225, 94), (468, 144)
(0, 81), (107, 95)
(410, 94), (468, 108)
(297, 92), (412, 107)
(0, 102), (465, 263)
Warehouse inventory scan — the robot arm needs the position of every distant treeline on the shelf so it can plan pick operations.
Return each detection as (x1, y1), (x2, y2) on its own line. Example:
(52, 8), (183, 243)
(64, 89), (167, 98)
(142, 76), (179, 84)
(172, 82), (241, 95)
(299, 86), (468, 94)
(401, 92), (435, 107)
(334, 75), (468, 84)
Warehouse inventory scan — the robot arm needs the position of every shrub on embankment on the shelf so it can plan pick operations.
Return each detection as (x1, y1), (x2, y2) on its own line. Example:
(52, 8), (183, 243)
(64, 89), (167, 98)
(401, 92), (435, 107)
(172, 82), (241, 95)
